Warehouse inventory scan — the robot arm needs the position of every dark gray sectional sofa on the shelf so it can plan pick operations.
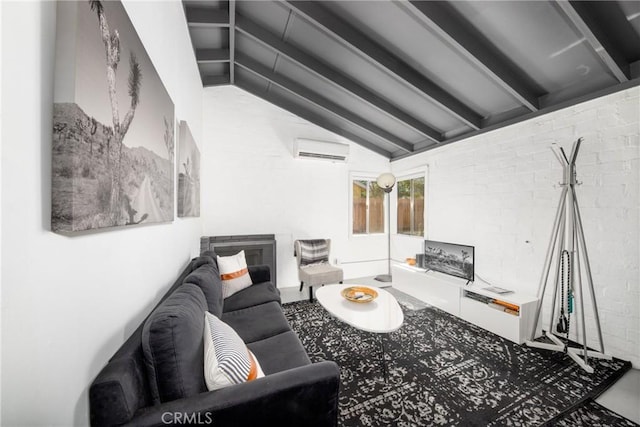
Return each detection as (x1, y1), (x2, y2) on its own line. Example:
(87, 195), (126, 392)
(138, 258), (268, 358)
(89, 252), (340, 426)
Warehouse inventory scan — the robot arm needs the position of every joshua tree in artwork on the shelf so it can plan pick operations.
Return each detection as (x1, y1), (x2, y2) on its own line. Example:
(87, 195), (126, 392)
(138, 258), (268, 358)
(182, 157), (195, 214)
(163, 117), (174, 162)
(461, 250), (469, 265)
(89, 0), (142, 224)
(89, 117), (97, 156)
(123, 195), (148, 225)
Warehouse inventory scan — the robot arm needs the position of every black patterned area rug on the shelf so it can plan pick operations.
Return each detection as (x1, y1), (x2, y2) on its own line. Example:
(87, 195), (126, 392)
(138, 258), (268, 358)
(283, 297), (631, 426)
(549, 399), (638, 427)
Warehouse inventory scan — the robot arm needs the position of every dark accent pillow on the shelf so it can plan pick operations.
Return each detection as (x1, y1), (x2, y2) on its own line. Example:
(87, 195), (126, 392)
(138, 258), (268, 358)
(142, 284), (208, 404)
(183, 262), (224, 317)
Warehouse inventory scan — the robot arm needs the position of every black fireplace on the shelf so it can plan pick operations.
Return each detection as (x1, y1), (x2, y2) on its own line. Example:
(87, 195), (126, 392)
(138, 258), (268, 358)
(200, 235), (277, 286)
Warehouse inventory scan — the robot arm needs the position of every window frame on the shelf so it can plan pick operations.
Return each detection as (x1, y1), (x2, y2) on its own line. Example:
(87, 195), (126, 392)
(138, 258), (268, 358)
(395, 170), (427, 239)
(349, 172), (386, 237)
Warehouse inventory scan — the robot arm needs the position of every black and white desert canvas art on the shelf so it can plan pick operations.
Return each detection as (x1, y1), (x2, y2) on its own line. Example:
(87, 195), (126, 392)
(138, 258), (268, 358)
(177, 121), (200, 217)
(52, 0), (174, 232)
(424, 240), (474, 281)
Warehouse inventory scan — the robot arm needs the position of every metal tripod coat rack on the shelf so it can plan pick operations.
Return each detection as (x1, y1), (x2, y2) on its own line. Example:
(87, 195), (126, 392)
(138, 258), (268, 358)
(526, 138), (611, 373)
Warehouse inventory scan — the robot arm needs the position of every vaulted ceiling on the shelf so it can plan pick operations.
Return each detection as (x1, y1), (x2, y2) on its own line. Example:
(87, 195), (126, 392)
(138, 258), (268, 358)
(183, 0), (640, 160)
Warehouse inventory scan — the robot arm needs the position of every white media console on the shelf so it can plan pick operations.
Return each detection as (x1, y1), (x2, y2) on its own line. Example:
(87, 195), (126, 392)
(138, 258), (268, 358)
(392, 264), (542, 344)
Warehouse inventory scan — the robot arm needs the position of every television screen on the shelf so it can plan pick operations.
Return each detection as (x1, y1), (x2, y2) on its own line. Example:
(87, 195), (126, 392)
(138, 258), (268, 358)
(424, 240), (474, 282)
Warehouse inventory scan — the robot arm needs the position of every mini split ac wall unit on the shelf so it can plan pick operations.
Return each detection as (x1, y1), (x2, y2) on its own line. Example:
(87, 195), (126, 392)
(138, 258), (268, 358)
(294, 138), (350, 163)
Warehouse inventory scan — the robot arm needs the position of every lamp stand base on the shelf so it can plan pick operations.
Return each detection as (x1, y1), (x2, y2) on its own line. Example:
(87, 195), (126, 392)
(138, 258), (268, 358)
(374, 274), (392, 283)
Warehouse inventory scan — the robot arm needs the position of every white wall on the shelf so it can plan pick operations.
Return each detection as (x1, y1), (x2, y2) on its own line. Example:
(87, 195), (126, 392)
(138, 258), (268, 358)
(0, 1), (3, 421)
(1, 2), (203, 425)
(391, 87), (640, 367)
(201, 86), (391, 287)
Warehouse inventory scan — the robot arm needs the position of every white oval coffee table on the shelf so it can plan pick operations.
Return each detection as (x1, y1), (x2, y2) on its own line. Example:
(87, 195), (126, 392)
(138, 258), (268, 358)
(315, 284), (404, 333)
(315, 284), (404, 382)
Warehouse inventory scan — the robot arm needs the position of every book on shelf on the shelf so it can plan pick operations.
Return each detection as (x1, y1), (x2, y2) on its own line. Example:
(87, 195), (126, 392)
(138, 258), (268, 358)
(464, 291), (492, 304)
(488, 302), (506, 312)
(488, 302), (519, 316)
(493, 299), (520, 312)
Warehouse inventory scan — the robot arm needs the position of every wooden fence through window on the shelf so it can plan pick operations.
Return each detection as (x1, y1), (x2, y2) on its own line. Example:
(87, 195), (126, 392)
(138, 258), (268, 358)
(354, 198), (423, 234)
(397, 198), (424, 235)
(353, 198), (384, 233)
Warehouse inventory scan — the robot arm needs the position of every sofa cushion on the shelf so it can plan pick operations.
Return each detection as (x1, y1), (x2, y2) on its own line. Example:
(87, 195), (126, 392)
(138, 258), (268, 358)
(247, 264), (271, 284)
(299, 263), (343, 286)
(222, 282), (281, 313)
(183, 262), (224, 318)
(221, 301), (291, 344)
(203, 312), (265, 390)
(142, 283), (207, 404)
(247, 331), (311, 375)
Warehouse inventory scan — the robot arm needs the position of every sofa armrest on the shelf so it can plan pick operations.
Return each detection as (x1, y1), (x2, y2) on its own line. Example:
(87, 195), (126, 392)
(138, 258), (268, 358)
(125, 361), (340, 427)
(248, 265), (270, 284)
(90, 357), (148, 427)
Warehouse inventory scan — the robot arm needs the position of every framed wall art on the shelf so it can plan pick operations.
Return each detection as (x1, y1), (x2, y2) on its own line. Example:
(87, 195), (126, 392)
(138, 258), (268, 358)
(52, 0), (175, 232)
(177, 120), (200, 218)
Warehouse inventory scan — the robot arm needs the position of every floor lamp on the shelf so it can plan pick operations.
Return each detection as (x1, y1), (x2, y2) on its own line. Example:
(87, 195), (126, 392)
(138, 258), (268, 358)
(375, 172), (396, 283)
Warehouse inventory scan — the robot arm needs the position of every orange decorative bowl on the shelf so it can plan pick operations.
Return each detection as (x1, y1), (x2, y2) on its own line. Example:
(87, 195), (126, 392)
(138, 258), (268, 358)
(406, 258), (416, 266)
(341, 286), (378, 303)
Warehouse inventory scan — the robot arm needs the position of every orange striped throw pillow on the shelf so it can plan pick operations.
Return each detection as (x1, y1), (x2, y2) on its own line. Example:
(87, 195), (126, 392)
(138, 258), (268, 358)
(217, 250), (253, 298)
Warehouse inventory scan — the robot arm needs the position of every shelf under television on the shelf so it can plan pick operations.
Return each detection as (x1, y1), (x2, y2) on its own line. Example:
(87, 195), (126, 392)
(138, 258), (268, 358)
(392, 265), (541, 343)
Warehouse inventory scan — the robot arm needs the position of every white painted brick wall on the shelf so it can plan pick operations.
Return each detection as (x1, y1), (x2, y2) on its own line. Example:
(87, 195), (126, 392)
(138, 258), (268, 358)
(393, 87), (640, 367)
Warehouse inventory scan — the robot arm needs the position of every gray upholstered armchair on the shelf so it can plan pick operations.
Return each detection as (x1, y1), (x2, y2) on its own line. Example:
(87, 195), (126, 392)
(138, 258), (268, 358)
(294, 239), (344, 302)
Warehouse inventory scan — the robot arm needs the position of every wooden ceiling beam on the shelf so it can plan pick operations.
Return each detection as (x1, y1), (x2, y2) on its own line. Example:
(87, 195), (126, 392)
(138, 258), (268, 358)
(236, 54), (414, 152)
(185, 7), (230, 28)
(400, 1), (540, 112)
(236, 15), (442, 144)
(554, 0), (630, 82)
(202, 75), (230, 87)
(393, 77), (640, 161)
(229, 0), (236, 84)
(196, 49), (229, 64)
(283, 0), (483, 130)
(235, 78), (392, 158)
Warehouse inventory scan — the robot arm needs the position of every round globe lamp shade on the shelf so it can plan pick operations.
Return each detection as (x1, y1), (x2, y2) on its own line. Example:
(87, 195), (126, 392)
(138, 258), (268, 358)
(376, 173), (396, 193)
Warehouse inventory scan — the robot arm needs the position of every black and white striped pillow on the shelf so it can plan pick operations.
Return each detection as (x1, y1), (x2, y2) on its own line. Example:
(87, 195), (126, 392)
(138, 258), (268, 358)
(203, 312), (264, 390)
(299, 240), (329, 266)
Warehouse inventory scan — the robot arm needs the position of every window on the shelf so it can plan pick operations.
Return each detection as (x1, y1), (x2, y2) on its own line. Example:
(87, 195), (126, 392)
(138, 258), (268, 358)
(352, 179), (384, 234)
(397, 176), (424, 236)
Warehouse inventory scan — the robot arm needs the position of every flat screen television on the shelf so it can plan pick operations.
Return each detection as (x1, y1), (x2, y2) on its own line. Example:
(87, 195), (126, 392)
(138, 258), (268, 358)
(424, 240), (474, 282)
